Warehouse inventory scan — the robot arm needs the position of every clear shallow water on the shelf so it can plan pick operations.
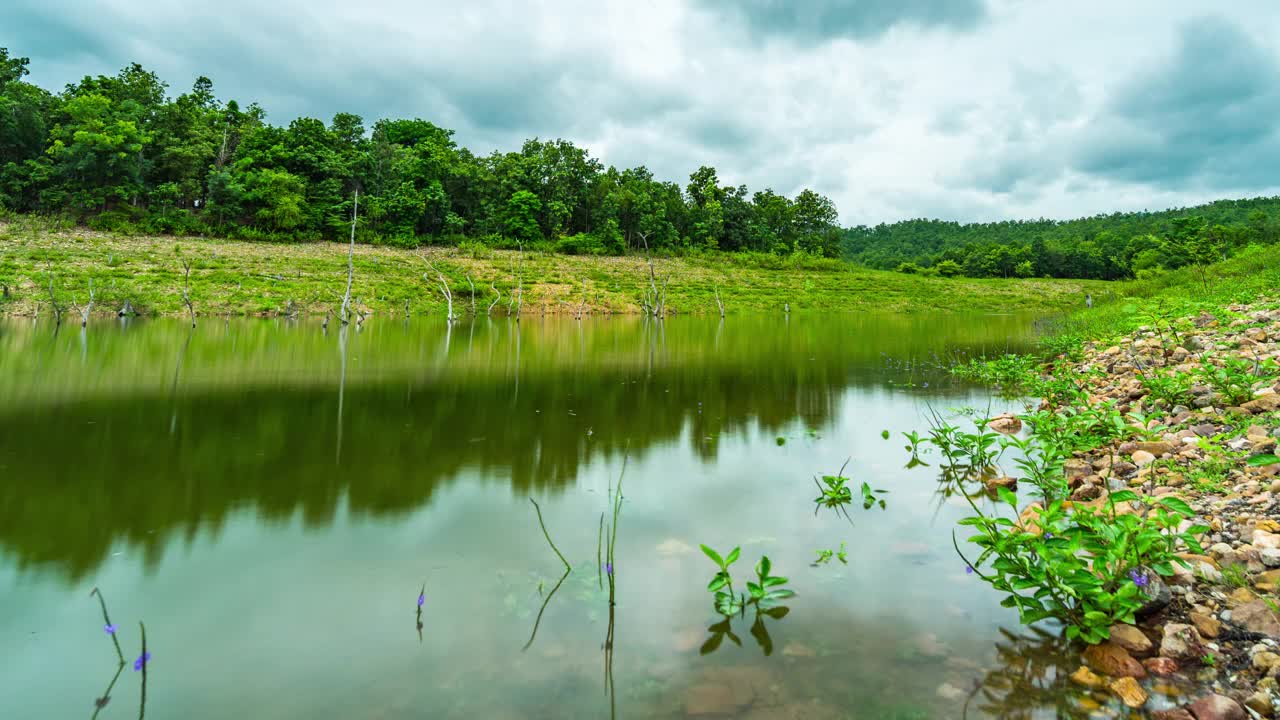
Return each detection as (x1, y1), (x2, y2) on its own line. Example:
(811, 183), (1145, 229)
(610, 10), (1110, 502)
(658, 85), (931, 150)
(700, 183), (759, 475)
(0, 314), (1124, 719)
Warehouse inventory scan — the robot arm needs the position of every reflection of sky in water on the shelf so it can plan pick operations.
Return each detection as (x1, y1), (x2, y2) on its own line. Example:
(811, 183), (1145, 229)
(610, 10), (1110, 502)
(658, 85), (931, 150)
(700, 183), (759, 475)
(0, 315), (1115, 718)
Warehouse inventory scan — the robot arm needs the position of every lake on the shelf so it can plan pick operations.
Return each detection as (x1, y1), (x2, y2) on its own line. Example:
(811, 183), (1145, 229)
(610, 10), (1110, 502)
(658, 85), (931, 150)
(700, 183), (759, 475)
(0, 313), (1108, 719)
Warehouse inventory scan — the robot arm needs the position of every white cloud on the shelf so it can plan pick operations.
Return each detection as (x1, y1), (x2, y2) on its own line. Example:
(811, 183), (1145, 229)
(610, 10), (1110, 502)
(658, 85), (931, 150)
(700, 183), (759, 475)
(6, 0), (1280, 224)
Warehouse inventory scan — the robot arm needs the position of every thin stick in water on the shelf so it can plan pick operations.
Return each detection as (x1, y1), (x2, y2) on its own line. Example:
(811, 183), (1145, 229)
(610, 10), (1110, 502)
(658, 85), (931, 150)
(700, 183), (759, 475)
(529, 497), (570, 572)
(89, 587), (125, 665)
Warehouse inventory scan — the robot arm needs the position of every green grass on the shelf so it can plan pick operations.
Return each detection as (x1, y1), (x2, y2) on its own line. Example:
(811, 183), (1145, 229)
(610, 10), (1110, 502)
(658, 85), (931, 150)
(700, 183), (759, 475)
(0, 220), (1112, 318)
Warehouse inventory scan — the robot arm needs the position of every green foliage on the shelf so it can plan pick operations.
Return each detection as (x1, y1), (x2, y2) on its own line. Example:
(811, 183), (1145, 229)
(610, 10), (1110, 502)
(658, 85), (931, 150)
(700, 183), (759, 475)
(951, 354), (1041, 387)
(1138, 369), (1194, 408)
(700, 544), (793, 616)
(1197, 356), (1278, 406)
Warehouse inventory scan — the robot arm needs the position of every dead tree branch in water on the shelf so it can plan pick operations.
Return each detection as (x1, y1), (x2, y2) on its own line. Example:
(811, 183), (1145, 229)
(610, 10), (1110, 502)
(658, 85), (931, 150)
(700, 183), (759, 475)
(46, 262), (63, 326)
(714, 286), (725, 318)
(488, 281), (501, 316)
(514, 242), (524, 321)
(180, 259), (195, 328)
(637, 232), (667, 318)
(340, 190), (359, 325)
(423, 257), (457, 322)
(466, 274), (477, 316)
(71, 278), (95, 328)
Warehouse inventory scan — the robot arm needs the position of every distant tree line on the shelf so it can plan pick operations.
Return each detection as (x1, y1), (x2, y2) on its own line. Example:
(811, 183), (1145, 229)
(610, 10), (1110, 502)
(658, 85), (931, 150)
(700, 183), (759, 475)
(844, 197), (1280, 280)
(0, 49), (842, 257)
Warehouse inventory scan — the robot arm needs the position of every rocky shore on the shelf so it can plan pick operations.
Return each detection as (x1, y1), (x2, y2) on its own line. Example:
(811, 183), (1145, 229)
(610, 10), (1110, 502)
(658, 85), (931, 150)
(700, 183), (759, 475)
(1009, 301), (1280, 718)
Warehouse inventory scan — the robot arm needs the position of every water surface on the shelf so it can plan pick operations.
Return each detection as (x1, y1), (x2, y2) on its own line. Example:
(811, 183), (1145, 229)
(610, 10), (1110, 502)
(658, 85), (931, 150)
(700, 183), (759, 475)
(0, 314), (1121, 719)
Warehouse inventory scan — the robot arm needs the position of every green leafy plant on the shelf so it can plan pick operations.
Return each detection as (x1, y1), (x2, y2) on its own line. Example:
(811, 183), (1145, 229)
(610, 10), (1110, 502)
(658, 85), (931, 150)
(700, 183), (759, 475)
(745, 556), (795, 608)
(1198, 356), (1279, 406)
(860, 482), (888, 510)
(1220, 563), (1249, 589)
(701, 544), (744, 615)
(1138, 369), (1194, 408)
(813, 460), (855, 521)
(812, 542), (848, 566)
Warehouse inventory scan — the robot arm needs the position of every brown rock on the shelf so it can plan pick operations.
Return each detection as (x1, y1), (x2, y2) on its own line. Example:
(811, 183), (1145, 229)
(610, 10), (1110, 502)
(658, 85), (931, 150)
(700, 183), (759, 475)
(1144, 657), (1179, 675)
(1189, 612), (1221, 639)
(685, 685), (736, 716)
(1244, 394), (1280, 413)
(1069, 665), (1107, 688)
(1083, 641), (1147, 678)
(1254, 651), (1280, 672)
(1244, 691), (1274, 718)
(984, 476), (1018, 493)
(1133, 450), (1158, 467)
(1071, 483), (1103, 501)
(1152, 710), (1195, 720)
(988, 414), (1022, 434)
(1256, 569), (1280, 592)
(1234, 600), (1280, 637)
(1110, 676), (1148, 708)
(1159, 623), (1203, 661)
(1137, 441), (1175, 457)
(781, 642), (815, 658)
(1109, 624), (1154, 656)
(1186, 694), (1246, 720)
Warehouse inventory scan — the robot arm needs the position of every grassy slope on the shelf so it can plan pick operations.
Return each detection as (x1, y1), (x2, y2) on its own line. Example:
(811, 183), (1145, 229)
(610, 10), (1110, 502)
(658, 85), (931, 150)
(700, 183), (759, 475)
(0, 224), (1113, 317)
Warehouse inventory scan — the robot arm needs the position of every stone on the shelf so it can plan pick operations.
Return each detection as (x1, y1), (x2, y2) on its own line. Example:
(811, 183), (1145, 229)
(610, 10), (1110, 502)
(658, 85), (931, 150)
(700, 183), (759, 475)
(1133, 450), (1157, 467)
(1255, 651), (1280, 672)
(984, 475), (1018, 493)
(1257, 570), (1280, 592)
(1109, 624), (1154, 655)
(1070, 665), (1107, 688)
(1189, 612), (1222, 639)
(1083, 641), (1147, 678)
(1264, 548), (1280, 568)
(1151, 710), (1195, 720)
(1070, 483), (1103, 501)
(935, 682), (967, 703)
(988, 414), (1022, 434)
(1144, 657), (1179, 675)
(1244, 691), (1274, 718)
(781, 642), (815, 658)
(1159, 623), (1203, 661)
(656, 538), (693, 556)
(1256, 530), (1280, 549)
(1244, 394), (1280, 413)
(1110, 676), (1148, 708)
(1186, 694), (1246, 720)
(1137, 441), (1175, 457)
(684, 684), (736, 716)
(1235, 600), (1280, 637)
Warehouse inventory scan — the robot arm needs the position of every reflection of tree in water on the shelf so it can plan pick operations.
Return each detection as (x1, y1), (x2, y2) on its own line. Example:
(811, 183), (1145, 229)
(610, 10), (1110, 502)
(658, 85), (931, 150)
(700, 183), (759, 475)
(0, 314), (1041, 580)
(965, 626), (1095, 720)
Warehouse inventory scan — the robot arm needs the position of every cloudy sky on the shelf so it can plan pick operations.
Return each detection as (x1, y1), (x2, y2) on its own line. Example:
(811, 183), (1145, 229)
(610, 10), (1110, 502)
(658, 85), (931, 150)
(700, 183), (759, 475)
(6, 0), (1280, 225)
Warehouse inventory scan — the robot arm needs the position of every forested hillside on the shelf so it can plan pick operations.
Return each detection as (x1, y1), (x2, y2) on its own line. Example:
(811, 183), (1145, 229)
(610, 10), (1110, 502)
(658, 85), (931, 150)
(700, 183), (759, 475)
(0, 48), (842, 257)
(844, 196), (1280, 280)
(3, 45), (1278, 283)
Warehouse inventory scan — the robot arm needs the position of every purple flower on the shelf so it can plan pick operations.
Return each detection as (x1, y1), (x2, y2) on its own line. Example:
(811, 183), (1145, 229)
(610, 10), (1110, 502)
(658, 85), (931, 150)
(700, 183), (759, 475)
(417, 591), (425, 608)
(132, 651), (151, 672)
(1128, 569), (1149, 588)
(965, 565), (975, 575)
(1044, 533), (1053, 540)
(605, 562), (614, 576)
(104, 624), (118, 635)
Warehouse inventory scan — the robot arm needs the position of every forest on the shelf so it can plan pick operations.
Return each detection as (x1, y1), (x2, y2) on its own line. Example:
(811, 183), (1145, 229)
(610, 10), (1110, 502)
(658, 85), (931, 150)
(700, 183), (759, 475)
(2, 46), (1277, 281)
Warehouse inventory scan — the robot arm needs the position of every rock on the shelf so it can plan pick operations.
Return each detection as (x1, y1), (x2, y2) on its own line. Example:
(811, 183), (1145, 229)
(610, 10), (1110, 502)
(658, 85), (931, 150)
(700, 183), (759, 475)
(1133, 450), (1157, 467)
(1235, 600), (1280, 637)
(1137, 441), (1175, 457)
(656, 538), (693, 556)
(1244, 691), (1274, 717)
(1064, 459), (1091, 480)
(1257, 570), (1280, 592)
(1159, 623), (1204, 661)
(1110, 624), (1154, 656)
(935, 682), (967, 703)
(1084, 641), (1147, 678)
(1136, 570), (1174, 616)
(1152, 710), (1195, 720)
(1071, 483), (1103, 501)
(984, 476), (1018, 493)
(1256, 531), (1280, 549)
(739, 701), (846, 720)
(1189, 612), (1222, 639)
(1255, 651), (1280, 672)
(1070, 665), (1107, 688)
(1186, 694), (1246, 720)
(1244, 394), (1280, 413)
(684, 684), (737, 716)
(1110, 676), (1148, 708)
(988, 414), (1022, 434)
(781, 642), (815, 658)
(1144, 656), (1180, 675)
(1263, 548), (1280, 568)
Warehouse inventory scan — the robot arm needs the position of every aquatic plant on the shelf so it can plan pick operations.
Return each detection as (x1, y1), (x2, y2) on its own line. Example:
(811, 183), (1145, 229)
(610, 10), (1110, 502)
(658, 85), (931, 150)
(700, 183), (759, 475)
(700, 544), (743, 615)
(745, 556), (795, 608)
(90, 587), (125, 665)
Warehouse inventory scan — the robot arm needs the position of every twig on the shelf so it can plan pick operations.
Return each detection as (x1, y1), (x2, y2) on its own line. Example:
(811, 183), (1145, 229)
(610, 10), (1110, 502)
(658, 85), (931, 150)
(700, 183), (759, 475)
(137, 621), (147, 720)
(340, 190), (358, 325)
(423, 257), (456, 321)
(529, 497), (570, 572)
(180, 259), (195, 328)
(89, 587), (125, 665)
(466, 274), (476, 316)
(488, 281), (501, 316)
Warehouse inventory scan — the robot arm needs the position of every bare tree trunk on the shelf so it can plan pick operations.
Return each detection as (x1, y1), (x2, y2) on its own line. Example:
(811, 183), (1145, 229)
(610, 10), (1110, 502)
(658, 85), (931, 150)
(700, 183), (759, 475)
(714, 286), (725, 318)
(341, 190), (359, 325)
(488, 281), (501, 316)
(424, 256), (456, 322)
(514, 242), (524, 322)
(466, 274), (476, 316)
(637, 232), (663, 318)
(404, 298), (411, 320)
(181, 259), (196, 328)
(46, 265), (63, 327)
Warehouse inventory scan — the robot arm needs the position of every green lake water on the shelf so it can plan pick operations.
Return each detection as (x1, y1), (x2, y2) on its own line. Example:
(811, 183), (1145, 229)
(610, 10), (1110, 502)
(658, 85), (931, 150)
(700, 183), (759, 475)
(0, 313), (1128, 719)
